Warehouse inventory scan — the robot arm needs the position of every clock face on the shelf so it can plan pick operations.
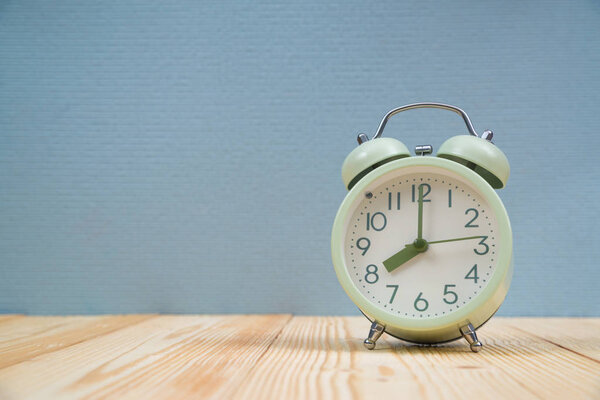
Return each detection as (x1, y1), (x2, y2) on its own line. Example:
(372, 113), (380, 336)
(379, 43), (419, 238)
(343, 165), (499, 319)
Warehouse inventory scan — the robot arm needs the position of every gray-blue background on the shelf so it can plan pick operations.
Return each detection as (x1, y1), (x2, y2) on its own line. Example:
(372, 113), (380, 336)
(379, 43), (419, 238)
(1, 1), (599, 316)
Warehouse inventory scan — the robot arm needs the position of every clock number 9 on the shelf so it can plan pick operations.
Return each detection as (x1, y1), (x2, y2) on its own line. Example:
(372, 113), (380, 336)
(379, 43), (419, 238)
(356, 237), (371, 255)
(414, 292), (429, 311)
(364, 264), (379, 284)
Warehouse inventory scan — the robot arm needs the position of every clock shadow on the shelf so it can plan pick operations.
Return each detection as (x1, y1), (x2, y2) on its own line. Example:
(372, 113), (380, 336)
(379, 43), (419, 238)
(374, 337), (470, 354)
(252, 334), (483, 356)
(246, 330), (474, 354)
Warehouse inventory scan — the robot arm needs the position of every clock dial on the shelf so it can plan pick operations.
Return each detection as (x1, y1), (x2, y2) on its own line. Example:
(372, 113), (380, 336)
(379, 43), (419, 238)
(343, 165), (499, 319)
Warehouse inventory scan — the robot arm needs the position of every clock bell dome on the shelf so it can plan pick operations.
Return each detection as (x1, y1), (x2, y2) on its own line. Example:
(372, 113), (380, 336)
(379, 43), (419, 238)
(341, 138), (410, 190)
(437, 133), (510, 189)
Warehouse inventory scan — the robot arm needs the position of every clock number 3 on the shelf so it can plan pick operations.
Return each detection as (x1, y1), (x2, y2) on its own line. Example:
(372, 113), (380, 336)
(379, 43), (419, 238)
(474, 236), (489, 255)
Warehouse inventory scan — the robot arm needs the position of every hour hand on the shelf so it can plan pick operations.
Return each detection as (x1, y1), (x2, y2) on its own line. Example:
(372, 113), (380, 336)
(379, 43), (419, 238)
(383, 244), (420, 273)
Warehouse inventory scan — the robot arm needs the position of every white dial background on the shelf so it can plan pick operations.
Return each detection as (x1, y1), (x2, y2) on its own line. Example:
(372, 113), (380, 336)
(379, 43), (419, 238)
(344, 165), (499, 319)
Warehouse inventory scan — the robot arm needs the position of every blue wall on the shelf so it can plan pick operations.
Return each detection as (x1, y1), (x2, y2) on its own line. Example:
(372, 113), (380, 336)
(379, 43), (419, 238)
(1, 1), (599, 316)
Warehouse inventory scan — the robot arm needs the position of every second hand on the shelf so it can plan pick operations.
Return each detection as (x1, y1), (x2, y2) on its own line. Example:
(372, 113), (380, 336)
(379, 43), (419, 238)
(428, 236), (484, 245)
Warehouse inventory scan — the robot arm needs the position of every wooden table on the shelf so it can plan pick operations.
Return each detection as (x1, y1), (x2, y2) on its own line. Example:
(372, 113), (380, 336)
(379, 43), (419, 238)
(0, 315), (598, 399)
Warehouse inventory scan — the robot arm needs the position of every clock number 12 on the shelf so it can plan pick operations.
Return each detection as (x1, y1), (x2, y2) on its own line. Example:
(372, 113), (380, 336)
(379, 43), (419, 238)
(412, 184), (431, 202)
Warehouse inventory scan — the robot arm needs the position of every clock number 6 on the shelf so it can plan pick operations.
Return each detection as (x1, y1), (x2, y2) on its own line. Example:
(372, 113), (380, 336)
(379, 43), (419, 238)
(414, 292), (429, 311)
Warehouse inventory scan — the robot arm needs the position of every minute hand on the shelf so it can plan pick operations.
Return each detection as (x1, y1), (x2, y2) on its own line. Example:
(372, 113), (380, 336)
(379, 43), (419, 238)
(428, 235), (484, 245)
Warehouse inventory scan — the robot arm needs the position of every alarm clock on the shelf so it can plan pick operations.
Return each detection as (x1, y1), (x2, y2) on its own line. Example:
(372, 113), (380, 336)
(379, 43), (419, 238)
(331, 103), (512, 352)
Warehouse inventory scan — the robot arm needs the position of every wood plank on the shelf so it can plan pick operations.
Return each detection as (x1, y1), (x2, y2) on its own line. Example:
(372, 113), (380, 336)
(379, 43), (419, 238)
(505, 317), (600, 361)
(229, 316), (530, 399)
(0, 316), (598, 399)
(401, 318), (600, 400)
(0, 315), (153, 369)
(0, 314), (291, 400)
(231, 316), (600, 400)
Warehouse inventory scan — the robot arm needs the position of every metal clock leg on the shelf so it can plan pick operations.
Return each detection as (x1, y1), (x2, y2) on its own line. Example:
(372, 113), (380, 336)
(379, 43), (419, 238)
(363, 321), (385, 350)
(460, 323), (483, 352)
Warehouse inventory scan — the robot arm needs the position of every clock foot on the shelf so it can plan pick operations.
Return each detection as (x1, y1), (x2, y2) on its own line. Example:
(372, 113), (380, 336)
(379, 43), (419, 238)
(363, 321), (385, 350)
(460, 323), (483, 352)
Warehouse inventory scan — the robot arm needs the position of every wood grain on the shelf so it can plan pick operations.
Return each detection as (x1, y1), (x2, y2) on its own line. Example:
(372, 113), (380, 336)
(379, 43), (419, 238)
(230, 317), (600, 400)
(0, 316), (598, 400)
(0, 315), (153, 369)
(0, 315), (22, 324)
(505, 317), (600, 361)
(0, 314), (291, 400)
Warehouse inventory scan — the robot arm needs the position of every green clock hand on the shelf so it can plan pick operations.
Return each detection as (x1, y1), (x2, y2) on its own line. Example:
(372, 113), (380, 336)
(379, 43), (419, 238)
(428, 235), (484, 245)
(417, 184), (424, 240)
(383, 243), (421, 273)
(383, 236), (484, 273)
